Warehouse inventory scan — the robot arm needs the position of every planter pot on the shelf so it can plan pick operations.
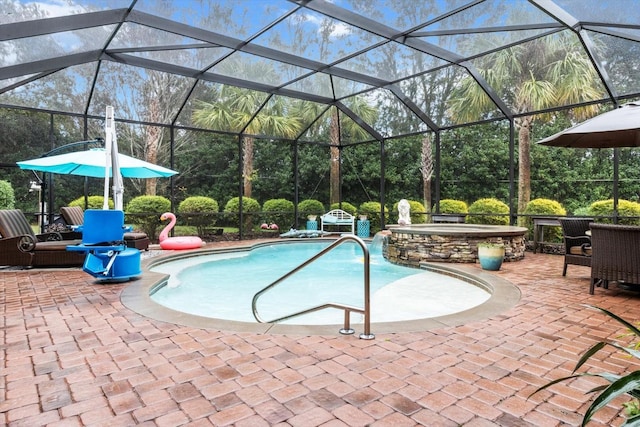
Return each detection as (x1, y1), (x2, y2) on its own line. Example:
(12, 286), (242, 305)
(478, 245), (505, 271)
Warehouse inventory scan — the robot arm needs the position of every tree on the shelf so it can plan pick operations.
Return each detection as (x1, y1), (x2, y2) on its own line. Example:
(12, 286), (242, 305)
(420, 134), (433, 214)
(440, 123), (511, 203)
(449, 32), (601, 224)
(192, 73), (302, 198)
(171, 132), (239, 207)
(287, 94), (378, 205)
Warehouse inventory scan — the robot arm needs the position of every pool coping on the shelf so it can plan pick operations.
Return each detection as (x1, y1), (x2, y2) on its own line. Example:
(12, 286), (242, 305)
(121, 239), (521, 336)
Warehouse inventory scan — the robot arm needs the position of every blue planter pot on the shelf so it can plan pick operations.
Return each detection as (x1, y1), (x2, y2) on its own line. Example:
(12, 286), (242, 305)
(478, 246), (505, 271)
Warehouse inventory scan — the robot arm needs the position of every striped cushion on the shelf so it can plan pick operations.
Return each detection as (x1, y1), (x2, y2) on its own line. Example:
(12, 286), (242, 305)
(60, 206), (85, 226)
(0, 209), (35, 238)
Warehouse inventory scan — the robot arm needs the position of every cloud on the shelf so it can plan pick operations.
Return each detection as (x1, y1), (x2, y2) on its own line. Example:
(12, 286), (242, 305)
(304, 13), (353, 38)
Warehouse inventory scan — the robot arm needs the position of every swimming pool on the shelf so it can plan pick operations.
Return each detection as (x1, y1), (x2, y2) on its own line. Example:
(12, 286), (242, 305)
(149, 240), (491, 325)
(121, 239), (521, 335)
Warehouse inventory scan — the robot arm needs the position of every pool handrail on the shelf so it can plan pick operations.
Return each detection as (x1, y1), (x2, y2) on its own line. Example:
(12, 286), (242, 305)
(251, 235), (374, 339)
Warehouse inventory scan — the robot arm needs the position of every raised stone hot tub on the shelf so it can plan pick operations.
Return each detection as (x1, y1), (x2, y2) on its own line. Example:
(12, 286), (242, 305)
(383, 224), (527, 268)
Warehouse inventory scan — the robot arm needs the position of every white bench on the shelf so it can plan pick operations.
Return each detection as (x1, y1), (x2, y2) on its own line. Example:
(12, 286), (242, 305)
(320, 209), (355, 234)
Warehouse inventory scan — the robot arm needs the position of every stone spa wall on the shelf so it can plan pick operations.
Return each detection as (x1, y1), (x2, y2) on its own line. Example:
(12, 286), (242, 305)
(382, 224), (527, 268)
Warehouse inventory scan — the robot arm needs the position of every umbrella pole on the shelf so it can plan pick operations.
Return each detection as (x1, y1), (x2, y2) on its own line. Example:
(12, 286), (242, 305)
(614, 148), (619, 223)
(104, 106), (124, 211)
(40, 174), (47, 233)
(104, 107), (113, 210)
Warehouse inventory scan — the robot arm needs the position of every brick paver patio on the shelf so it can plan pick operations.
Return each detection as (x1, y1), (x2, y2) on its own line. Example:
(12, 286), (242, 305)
(2, 241), (639, 426)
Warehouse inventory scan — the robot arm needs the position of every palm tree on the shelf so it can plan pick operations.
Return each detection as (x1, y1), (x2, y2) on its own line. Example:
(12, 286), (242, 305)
(448, 33), (601, 224)
(192, 84), (302, 198)
(294, 96), (378, 205)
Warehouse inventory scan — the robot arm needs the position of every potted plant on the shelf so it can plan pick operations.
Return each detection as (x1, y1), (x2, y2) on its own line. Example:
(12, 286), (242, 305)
(477, 242), (505, 270)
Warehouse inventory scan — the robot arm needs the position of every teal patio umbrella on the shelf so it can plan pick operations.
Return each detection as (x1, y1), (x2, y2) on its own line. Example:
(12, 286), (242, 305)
(17, 148), (178, 179)
(18, 109), (177, 226)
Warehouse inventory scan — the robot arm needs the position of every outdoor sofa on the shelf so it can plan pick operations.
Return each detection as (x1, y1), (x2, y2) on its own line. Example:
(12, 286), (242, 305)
(0, 209), (85, 267)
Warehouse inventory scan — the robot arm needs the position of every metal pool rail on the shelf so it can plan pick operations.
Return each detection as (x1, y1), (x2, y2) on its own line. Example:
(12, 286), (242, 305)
(251, 235), (374, 339)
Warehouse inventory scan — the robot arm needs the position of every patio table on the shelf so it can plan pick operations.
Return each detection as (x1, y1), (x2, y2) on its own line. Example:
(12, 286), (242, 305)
(532, 216), (561, 253)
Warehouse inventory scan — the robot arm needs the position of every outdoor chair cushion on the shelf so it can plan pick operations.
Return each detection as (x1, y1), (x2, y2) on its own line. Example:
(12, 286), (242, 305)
(568, 245), (592, 256)
(0, 208), (37, 237)
(60, 206), (84, 226)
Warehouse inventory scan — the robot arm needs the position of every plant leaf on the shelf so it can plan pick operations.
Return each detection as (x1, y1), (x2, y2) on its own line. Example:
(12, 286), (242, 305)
(585, 383), (612, 394)
(608, 341), (640, 360)
(622, 413), (640, 427)
(594, 372), (623, 383)
(574, 341), (607, 372)
(585, 305), (640, 337)
(583, 371), (640, 425)
(529, 374), (585, 398)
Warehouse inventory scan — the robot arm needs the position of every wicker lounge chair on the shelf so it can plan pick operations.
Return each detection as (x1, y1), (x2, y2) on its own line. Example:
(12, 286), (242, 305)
(0, 209), (85, 267)
(589, 223), (640, 294)
(60, 206), (150, 251)
(559, 218), (593, 276)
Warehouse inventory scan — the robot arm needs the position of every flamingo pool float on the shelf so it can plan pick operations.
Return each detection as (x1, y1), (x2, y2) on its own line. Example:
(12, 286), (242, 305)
(159, 212), (204, 250)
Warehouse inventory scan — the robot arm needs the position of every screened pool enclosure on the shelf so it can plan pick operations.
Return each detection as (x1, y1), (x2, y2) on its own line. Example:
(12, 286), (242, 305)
(1, 1), (640, 234)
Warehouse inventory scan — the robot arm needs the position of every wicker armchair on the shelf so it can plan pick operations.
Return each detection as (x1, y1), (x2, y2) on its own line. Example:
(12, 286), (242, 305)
(0, 209), (85, 267)
(559, 218), (593, 276)
(60, 206), (150, 250)
(589, 223), (640, 294)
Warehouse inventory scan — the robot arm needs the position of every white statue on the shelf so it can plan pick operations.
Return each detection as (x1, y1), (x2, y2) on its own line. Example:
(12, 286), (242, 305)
(398, 199), (411, 225)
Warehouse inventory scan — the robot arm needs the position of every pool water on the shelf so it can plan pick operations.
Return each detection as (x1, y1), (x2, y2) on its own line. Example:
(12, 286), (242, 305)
(150, 241), (490, 325)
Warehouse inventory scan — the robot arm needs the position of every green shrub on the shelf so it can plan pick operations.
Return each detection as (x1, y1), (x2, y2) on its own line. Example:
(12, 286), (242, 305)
(178, 196), (219, 237)
(262, 198), (294, 228)
(125, 195), (171, 241)
(433, 199), (469, 222)
(297, 199), (325, 221)
(68, 195), (114, 210)
(224, 197), (261, 230)
(358, 201), (389, 233)
(330, 202), (357, 216)
(0, 180), (15, 209)
(588, 199), (640, 225)
(435, 199), (468, 215)
(572, 206), (591, 217)
(467, 198), (510, 225)
(392, 200), (427, 224)
(523, 198), (566, 241)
